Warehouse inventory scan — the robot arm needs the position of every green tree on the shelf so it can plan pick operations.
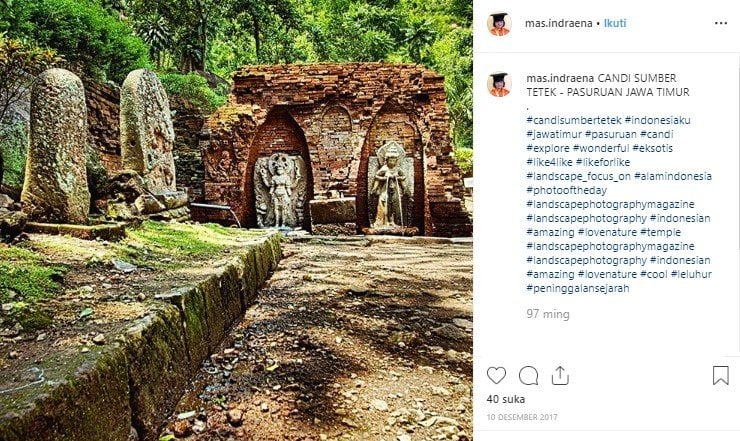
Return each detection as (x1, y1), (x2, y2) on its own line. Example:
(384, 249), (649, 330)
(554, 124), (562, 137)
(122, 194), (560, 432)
(0, 35), (59, 186)
(305, 1), (402, 62)
(0, 0), (149, 83)
(0, 35), (59, 124)
(446, 75), (472, 150)
(135, 16), (172, 68)
(158, 73), (226, 112)
(402, 18), (436, 64)
(127, 0), (224, 72)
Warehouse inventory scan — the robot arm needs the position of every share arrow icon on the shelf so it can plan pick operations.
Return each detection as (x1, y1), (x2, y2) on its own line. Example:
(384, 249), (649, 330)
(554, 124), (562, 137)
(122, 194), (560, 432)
(552, 366), (570, 386)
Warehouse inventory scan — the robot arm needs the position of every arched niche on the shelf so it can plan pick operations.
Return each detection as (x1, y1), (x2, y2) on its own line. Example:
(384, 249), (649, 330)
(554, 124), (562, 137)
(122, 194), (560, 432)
(244, 108), (314, 229)
(357, 102), (425, 233)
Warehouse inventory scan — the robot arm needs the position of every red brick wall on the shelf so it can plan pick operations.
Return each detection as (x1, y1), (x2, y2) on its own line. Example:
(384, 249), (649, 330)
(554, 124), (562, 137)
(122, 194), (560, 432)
(170, 99), (207, 201)
(82, 81), (209, 201)
(317, 105), (353, 193)
(84, 81), (121, 172)
(200, 63), (471, 236)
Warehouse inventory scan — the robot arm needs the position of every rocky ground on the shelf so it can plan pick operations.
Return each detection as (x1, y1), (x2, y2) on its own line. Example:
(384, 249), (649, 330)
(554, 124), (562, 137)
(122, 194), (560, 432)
(162, 237), (473, 441)
(0, 222), (269, 395)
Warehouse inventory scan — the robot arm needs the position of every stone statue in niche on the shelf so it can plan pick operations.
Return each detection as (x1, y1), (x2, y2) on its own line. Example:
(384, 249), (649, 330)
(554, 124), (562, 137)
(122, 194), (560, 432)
(368, 141), (413, 229)
(254, 153), (307, 228)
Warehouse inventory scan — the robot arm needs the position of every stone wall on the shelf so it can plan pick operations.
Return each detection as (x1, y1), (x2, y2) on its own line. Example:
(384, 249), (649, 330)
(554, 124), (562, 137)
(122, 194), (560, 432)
(200, 63), (472, 237)
(84, 81), (121, 172)
(0, 233), (281, 441)
(83, 80), (207, 200)
(171, 99), (207, 201)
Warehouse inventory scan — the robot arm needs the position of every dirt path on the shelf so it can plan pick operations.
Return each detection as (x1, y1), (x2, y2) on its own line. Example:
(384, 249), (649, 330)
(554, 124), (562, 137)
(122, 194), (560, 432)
(163, 237), (473, 441)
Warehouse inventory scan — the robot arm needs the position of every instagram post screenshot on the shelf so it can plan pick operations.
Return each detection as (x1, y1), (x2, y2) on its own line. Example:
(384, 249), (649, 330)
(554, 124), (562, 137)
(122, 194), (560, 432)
(0, 0), (474, 440)
(476, 1), (740, 440)
(0, 0), (738, 440)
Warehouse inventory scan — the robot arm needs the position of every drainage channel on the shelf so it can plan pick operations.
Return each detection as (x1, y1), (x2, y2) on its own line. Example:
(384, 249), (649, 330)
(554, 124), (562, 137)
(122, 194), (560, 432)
(158, 239), (473, 440)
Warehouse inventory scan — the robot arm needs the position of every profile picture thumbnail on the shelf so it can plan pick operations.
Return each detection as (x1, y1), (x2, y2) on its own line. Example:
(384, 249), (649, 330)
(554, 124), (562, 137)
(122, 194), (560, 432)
(488, 72), (510, 97)
(488, 12), (511, 36)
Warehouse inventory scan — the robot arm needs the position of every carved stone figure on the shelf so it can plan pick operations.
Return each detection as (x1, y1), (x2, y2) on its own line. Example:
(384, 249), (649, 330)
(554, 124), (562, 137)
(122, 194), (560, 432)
(120, 69), (176, 194)
(205, 145), (236, 181)
(217, 150), (234, 177)
(21, 69), (90, 224)
(368, 141), (413, 229)
(254, 153), (307, 228)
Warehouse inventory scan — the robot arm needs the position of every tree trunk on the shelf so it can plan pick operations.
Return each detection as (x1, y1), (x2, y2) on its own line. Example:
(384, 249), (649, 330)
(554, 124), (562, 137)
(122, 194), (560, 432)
(253, 16), (261, 60)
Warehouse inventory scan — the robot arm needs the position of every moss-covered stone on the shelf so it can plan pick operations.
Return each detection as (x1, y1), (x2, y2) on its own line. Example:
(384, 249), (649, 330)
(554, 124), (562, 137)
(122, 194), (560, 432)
(199, 274), (226, 353)
(0, 347), (131, 441)
(0, 122), (27, 192)
(0, 231), (281, 441)
(24, 221), (126, 241)
(21, 69), (90, 224)
(180, 286), (210, 371)
(120, 69), (176, 194)
(253, 241), (268, 284)
(219, 263), (242, 329)
(11, 305), (53, 331)
(124, 305), (190, 441)
(156, 285), (210, 374)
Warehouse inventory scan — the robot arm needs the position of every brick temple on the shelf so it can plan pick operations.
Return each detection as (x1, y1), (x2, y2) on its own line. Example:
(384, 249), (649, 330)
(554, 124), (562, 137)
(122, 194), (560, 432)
(196, 63), (472, 237)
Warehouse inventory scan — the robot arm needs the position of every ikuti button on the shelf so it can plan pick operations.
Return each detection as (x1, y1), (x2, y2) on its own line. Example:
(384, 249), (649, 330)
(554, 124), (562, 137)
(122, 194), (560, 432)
(713, 366), (729, 386)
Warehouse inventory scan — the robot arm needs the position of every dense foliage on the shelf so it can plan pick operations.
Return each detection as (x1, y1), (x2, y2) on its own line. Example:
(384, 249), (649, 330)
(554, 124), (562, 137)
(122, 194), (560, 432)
(0, 35), (59, 124)
(0, 0), (149, 83)
(0, 0), (472, 150)
(453, 146), (473, 176)
(159, 73), (227, 112)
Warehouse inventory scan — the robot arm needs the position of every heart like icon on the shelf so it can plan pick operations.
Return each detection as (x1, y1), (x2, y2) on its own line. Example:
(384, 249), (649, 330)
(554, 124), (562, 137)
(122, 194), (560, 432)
(487, 366), (506, 384)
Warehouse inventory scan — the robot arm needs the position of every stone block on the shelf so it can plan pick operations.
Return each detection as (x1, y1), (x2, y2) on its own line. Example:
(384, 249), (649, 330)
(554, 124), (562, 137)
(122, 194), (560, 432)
(134, 194), (166, 215)
(311, 222), (356, 236)
(309, 197), (356, 224)
(153, 190), (189, 209)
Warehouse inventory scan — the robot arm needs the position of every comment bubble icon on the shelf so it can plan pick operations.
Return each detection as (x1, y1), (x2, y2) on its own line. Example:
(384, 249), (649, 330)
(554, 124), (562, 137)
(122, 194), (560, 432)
(519, 366), (539, 385)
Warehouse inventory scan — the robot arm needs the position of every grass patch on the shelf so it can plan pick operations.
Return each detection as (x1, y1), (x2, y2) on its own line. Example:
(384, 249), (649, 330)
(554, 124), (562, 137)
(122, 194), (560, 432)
(0, 245), (67, 303)
(0, 222), (263, 302)
(113, 221), (262, 268)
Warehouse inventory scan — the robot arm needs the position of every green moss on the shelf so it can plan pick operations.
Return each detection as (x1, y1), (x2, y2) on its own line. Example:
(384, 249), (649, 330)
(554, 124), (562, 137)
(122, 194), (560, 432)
(11, 304), (53, 330)
(0, 121), (28, 191)
(0, 245), (67, 303)
(113, 220), (263, 268)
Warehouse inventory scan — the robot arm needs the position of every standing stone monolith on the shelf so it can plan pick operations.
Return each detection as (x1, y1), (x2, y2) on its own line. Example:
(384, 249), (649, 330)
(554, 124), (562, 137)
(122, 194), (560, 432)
(120, 69), (176, 193)
(21, 68), (90, 224)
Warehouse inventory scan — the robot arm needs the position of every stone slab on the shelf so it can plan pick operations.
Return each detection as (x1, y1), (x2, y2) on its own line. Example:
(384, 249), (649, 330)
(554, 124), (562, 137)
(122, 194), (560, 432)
(0, 232), (281, 441)
(309, 197), (356, 224)
(153, 190), (189, 210)
(21, 69), (90, 224)
(25, 221), (127, 241)
(311, 222), (357, 236)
